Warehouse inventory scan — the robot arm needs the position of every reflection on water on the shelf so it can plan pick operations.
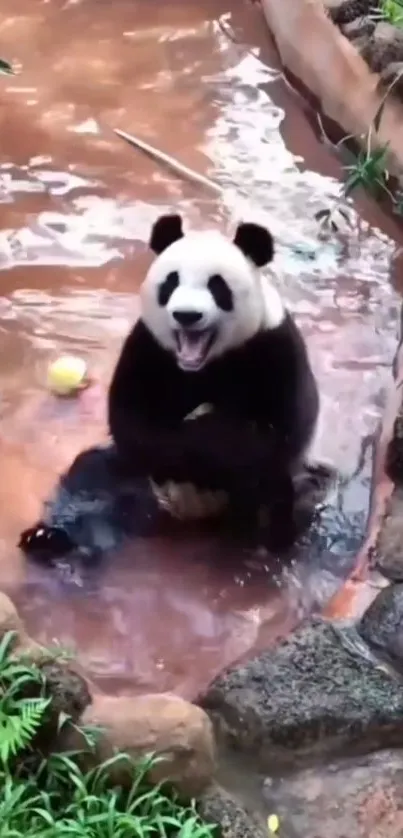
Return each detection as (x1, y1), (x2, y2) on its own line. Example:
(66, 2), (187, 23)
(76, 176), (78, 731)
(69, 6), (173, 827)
(0, 0), (400, 697)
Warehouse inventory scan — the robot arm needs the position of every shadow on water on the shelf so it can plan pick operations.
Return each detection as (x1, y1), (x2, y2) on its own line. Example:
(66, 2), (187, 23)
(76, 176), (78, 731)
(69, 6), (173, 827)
(0, 0), (401, 697)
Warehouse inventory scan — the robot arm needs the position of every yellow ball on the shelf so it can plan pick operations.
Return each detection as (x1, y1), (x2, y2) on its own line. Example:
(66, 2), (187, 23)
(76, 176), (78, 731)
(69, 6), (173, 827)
(47, 355), (88, 397)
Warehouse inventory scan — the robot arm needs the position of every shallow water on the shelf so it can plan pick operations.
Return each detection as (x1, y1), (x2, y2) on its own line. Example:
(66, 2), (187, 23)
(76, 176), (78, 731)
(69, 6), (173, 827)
(0, 0), (401, 697)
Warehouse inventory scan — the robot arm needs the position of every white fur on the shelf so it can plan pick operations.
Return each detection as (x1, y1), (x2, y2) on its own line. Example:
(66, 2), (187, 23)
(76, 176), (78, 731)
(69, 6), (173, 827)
(140, 229), (284, 367)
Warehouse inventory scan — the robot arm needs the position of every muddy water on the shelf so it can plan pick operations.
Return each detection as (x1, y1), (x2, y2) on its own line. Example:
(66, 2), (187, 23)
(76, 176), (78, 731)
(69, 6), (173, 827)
(0, 0), (400, 697)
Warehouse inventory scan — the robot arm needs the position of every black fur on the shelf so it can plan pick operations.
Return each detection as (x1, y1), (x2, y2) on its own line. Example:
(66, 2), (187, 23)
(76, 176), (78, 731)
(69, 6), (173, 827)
(19, 445), (164, 564)
(107, 316), (319, 549)
(150, 214), (183, 255)
(19, 217), (319, 563)
(233, 221), (274, 267)
(149, 214), (274, 268)
(207, 275), (233, 312)
(158, 271), (180, 306)
(108, 317), (318, 479)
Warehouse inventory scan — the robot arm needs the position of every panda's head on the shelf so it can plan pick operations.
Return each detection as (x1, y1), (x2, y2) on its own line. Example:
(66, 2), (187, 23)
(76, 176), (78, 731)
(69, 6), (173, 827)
(140, 213), (285, 372)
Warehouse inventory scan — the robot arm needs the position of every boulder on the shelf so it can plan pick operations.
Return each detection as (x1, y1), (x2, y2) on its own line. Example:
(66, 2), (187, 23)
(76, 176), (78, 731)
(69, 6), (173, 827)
(375, 489), (403, 581)
(359, 583), (403, 671)
(385, 395), (403, 485)
(61, 693), (216, 799)
(0, 591), (44, 657)
(199, 784), (267, 838)
(38, 660), (92, 722)
(199, 618), (403, 771)
(0, 592), (24, 635)
(263, 749), (403, 838)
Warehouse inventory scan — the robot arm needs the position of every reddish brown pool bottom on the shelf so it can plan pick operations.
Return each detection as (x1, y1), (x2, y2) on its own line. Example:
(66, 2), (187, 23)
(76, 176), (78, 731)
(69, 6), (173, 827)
(0, 0), (400, 698)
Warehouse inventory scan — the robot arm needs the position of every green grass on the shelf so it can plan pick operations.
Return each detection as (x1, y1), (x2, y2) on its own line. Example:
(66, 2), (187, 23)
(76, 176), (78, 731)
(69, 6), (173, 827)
(0, 631), (216, 838)
(0, 753), (216, 838)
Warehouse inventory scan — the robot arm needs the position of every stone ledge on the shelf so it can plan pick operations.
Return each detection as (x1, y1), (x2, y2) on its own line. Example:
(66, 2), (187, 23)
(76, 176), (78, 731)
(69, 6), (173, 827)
(260, 0), (403, 178)
(199, 617), (403, 772)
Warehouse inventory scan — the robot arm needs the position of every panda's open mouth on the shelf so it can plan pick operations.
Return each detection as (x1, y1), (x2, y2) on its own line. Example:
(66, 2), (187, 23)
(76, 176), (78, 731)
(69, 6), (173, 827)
(174, 328), (216, 370)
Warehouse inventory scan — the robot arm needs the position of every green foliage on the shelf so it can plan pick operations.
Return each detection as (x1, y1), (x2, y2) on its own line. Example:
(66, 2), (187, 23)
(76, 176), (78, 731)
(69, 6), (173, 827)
(376, 0), (403, 25)
(317, 85), (403, 231)
(343, 143), (390, 197)
(0, 750), (215, 837)
(0, 631), (216, 837)
(0, 632), (50, 766)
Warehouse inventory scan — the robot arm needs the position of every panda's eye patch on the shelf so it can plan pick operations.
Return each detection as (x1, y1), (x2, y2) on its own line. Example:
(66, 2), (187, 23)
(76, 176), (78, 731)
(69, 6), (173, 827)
(207, 274), (233, 312)
(158, 271), (179, 306)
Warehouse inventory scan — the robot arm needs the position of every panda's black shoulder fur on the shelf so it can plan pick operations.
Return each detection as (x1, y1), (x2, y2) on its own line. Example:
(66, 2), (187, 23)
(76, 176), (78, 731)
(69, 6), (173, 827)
(108, 311), (319, 491)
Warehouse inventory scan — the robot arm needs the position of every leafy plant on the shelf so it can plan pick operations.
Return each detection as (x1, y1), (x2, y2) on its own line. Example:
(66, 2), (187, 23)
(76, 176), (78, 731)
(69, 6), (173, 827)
(316, 67), (403, 231)
(343, 142), (390, 197)
(374, 0), (403, 25)
(0, 749), (216, 837)
(0, 632), (50, 766)
(0, 630), (216, 837)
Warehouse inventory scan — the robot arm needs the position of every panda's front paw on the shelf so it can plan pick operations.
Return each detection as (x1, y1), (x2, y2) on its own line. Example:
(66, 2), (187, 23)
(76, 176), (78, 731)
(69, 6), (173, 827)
(18, 523), (75, 562)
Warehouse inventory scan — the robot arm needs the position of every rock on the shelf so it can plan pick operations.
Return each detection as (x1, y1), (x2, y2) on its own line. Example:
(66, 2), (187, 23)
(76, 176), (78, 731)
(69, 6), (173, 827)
(374, 489), (403, 581)
(342, 15), (375, 42)
(0, 592), (25, 637)
(39, 660), (92, 722)
(386, 397), (403, 484)
(61, 693), (216, 799)
(199, 784), (267, 838)
(324, 0), (376, 26)
(17, 659), (93, 758)
(0, 591), (44, 657)
(359, 583), (403, 671)
(199, 619), (403, 772)
(263, 749), (403, 838)
(361, 22), (403, 75)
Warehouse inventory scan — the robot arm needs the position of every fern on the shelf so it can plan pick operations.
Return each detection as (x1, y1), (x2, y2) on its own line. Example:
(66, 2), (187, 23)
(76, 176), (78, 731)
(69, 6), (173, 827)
(0, 698), (50, 764)
(0, 631), (53, 767)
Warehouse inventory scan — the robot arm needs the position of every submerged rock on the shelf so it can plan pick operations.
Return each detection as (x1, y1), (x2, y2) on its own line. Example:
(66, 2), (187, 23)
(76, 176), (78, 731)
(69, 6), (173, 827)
(263, 749), (403, 838)
(375, 489), (403, 581)
(360, 22), (403, 75)
(199, 784), (267, 838)
(359, 583), (403, 671)
(323, 0), (376, 26)
(39, 660), (92, 723)
(199, 619), (403, 771)
(386, 400), (403, 485)
(62, 693), (216, 799)
(0, 591), (42, 656)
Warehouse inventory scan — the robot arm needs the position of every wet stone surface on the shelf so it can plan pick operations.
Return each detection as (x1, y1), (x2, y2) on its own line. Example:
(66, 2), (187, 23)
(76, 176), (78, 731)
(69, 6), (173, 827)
(324, 0), (403, 96)
(199, 618), (403, 772)
(375, 489), (403, 581)
(359, 583), (403, 671)
(263, 749), (403, 838)
(385, 400), (403, 486)
(199, 784), (267, 838)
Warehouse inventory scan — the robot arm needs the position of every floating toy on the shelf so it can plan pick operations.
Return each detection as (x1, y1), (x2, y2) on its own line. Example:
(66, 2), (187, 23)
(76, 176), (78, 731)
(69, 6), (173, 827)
(47, 355), (89, 397)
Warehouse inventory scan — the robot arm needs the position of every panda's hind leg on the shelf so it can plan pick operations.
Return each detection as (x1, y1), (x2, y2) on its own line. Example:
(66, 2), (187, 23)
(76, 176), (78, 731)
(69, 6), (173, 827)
(224, 472), (295, 552)
(19, 523), (75, 563)
(19, 444), (160, 565)
(19, 445), (122, 563)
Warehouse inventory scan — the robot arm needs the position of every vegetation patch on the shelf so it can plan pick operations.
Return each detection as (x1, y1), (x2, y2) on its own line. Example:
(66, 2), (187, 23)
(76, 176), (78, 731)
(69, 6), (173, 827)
(316, 86), (403, 231)
(0, 631), (216, 838)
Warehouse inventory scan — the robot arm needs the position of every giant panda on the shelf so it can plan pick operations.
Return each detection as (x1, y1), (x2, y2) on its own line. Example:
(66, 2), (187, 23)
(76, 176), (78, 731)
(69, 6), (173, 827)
(19, 213), (323, 565)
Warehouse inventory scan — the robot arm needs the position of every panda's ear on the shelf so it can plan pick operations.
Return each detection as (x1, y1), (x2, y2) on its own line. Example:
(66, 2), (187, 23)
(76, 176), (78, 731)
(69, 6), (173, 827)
(149, 214), (184, 255)
(233, 222), (274, 267)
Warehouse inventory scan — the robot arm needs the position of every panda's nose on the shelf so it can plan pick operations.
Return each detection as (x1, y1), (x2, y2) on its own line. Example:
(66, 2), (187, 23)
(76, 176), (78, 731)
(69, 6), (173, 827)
(172, 310), (203, 327)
